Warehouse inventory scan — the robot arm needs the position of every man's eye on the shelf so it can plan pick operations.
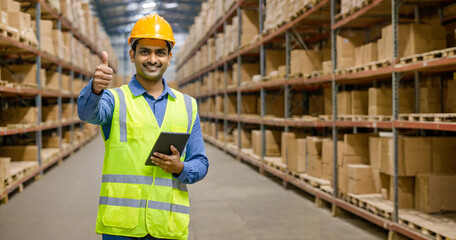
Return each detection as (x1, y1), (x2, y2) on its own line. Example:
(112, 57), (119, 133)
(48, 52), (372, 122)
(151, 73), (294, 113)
(158, 51), (165, 55)
(140, 50), (148, 54)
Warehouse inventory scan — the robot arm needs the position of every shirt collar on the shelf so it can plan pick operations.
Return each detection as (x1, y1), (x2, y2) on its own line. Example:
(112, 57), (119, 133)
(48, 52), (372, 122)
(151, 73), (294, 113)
(128, 74), (176, 99)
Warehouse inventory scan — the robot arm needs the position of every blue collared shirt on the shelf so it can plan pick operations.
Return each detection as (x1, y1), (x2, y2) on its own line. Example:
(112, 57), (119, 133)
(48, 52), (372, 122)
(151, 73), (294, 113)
(77, 75), (208, 184)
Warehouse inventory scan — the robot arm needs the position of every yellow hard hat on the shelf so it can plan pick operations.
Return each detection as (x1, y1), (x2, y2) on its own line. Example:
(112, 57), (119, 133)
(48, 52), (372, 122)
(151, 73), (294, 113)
(128, 13), (175, 47)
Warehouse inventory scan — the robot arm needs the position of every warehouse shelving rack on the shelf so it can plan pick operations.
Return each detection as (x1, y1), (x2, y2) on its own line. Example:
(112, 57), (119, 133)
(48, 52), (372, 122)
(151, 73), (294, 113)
(0, 0), (110, 203)
(177, 0), (456, 239)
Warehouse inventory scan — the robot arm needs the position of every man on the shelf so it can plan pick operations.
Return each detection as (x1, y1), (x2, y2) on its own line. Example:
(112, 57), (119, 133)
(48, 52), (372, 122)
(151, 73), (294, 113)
(77, 14), (209, 240)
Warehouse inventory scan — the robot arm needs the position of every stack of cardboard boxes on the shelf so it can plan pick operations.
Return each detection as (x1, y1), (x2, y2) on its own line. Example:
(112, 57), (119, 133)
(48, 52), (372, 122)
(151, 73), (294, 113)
(1, 64), (45, 88)
(338, 21), (446, 70)
(281, 132), (306, 173)
(1, 0), (37, 46)
(252, 130), (281, 157)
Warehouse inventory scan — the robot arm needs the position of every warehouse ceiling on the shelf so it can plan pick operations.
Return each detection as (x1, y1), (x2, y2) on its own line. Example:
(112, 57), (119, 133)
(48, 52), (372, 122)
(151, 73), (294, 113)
(91, 0), (204, 36)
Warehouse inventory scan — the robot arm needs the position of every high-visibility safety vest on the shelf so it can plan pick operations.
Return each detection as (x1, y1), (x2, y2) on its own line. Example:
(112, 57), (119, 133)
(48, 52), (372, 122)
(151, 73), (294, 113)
(95, 85), (197, 240)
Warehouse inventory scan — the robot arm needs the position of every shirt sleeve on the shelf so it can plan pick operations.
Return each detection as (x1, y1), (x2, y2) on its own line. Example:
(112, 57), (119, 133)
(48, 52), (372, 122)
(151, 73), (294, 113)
(173, 113), (209, 184)
(77, 79), (115, 126)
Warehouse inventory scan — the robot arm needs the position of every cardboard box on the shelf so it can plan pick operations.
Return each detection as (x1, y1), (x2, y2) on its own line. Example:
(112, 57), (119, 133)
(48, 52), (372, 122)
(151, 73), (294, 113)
(252, 130), (261, 156)
(232, 63), (260, 83)
(420, 87), (441, 113)
(355, 46), (364, 66)
(337, 155), (367, 194)
(337, 30), (364, 69)
(45, 71), (59, 91)
(260, 93), (284, 118)
(227, 95), (237, 115)
(309, 94), (323, 116)
(281, 132), (297, 167)
(322, 61), (333, 75)
(240, 9), (259, 46)
(306, 136), (322, 156)
(379, 23), (446, 61)
(363, 42), (378, 64)
(351, 90), (368, 115)
(215, 95), (223, 114)
(233, 129), (252, 149)
(3, 107), (39, 125)
(266, 50), (286, 76)
(343, 133), (369, 157)
(369, 137), (381, 170)
(389, 176), (415, 209)
(0, 0), (20, 12)
(43, 136), (60, 148)
(42, 105), (59, 123)
(322, 138), (333, 164)
(324, 88), (332, 115)
(348, 164), (376, 194)
(368, 88), (392, 115)
(0, 146), (37, 161)
(308, 154), (322, 178)
(415, 173), (456, 213)
(0, 157), (11, 179)
(2, 64), (44, 86)
(62, 103), (73, 120)
(322, 162), (332, 181)
(296, 138), (307, 173)
(7, 11), (28, 29)
(53, 29), (64, 60)
(446, 81), (456, 113)
(372, 168), (381, 193)
(432, 137), (456, 173)
(337, 91), (351, 115)
(290, 49), (322, 76)
(380, 137), (432, 176)
(399, 88), (415, 114)
(241, 94), (257, 115)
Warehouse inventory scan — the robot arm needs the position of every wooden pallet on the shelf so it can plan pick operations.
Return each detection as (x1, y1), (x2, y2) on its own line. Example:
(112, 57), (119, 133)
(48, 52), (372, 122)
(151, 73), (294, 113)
(264, 157), (286, 171)
(398, 211), (456, 240)
(367, 115), (392, 122)
(299, 173), (330, 188)
(366, 60), (392, 70)
(343, 193), (394, 220)
(287, 170), (302, 179)
(0, 80), (13, 87)
(398, 113), (456, 123)
(320, 185), (334, 195)
(0, 24), (19, 41)
(400, 47), (456, 65)
(3, 161), (39, 191)
(318, 115), (333, 121)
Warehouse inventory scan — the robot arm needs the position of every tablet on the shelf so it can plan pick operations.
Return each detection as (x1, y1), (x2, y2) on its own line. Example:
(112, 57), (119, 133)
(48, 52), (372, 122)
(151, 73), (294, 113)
(145, 131), (191, 166)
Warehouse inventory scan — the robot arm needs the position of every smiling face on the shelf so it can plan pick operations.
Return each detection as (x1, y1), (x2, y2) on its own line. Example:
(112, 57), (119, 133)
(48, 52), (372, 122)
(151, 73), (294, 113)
(129, 38), (172, 83)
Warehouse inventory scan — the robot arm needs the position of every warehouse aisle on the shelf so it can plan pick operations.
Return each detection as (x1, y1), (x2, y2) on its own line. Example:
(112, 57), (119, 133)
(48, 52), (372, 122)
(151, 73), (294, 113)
(188, 144), (387, 240)
(0, 136), (387, 240)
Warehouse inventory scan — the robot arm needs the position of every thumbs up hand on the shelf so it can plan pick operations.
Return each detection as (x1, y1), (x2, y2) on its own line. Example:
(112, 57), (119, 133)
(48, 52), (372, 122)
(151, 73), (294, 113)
(92, 51), (113, 95)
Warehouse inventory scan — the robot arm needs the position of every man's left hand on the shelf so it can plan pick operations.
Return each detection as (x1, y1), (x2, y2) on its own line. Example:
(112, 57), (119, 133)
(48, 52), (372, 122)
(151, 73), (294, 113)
(151, 145), (184, 174)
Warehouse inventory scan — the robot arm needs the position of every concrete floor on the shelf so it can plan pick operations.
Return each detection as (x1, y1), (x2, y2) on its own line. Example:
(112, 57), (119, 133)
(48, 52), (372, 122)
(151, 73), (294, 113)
(0, 135), (388, 240)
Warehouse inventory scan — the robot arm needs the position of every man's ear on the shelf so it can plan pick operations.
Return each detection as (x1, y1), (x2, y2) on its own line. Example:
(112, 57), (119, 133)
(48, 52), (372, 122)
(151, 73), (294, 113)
(168, 52), (172, 66)
(129, 49), (135, 63)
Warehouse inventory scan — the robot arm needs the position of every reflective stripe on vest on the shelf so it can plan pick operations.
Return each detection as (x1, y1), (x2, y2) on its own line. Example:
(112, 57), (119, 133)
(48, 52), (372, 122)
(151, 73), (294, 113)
(183, 94), (192, 133)
(101, 174), (188, 192)
(99, 197), (190, 214)
(114, 88), (193, 140)
(114, 88), (127, 142)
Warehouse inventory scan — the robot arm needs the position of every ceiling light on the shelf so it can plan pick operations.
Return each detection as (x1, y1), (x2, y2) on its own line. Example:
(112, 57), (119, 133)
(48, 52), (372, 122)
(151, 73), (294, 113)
(126, 2), (138, 11)
(142, 1), (156, 9)
(163, 3), (178, 9)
